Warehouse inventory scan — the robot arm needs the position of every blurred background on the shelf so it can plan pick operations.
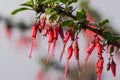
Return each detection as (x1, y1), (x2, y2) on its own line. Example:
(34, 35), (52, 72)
(0, 0), (120, 80)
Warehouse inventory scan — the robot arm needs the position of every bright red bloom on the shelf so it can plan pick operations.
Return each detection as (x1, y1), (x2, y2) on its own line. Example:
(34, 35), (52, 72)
(39, 16), (46, 31)
(87, 41), (95, 54)
(96, 56), (104, 80)
(83, 41), (95, 72)
(73, 40), (79, 60)
(67, 43), (73, 60)
(32, 23), (38, 39)
(64, 30), (71, 43)
(43, 27), (48, 36)
(64, 43), (73, 79)
(53, 23), (59, 40)
(29, 23), (38, 58)
(48, 29), (54, 43)
(96, 41), (103, 57)
(73, 40), (81, 78)
(60, 30), (71, 62)
(51, 23), (59, 57)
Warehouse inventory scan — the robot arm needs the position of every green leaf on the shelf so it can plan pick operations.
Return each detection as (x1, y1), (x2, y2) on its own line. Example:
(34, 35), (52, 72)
(65, 6), (73, 12)
(99, 19), (109, 27)
(42, 0), (58, 4)
(76, 9), (86, 20)
(112, 37), (120, 41)
(49, 15), (58, 21)
(35, 0), (45, 4)
(11, 7), (30, 15)
(60, 0), (68, 3)
(21, 0), (34, 7)
(103, 31), (112, 41)
(68, 0), (77, 5)
(45, 8), (57, 15)
(61, 20), (74, 27)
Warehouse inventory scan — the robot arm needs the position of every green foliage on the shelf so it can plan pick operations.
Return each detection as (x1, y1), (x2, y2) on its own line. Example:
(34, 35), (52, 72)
(103, 31), (120, 42)
(60, 0), (68, 3)
(49, 15), (58, 21)
(11, 7), (30, 15)
(45, 8), (57, 15)
(103, 31), (112, 41)
(67, 0), (77, 5)
(35, 0), (45, 4)
(99, 19), (109, 27)
(11, 0), (120, 51)
(76, 9), (86, 20)
(60, 20), (74, 27)
(42, 0), (59, 4)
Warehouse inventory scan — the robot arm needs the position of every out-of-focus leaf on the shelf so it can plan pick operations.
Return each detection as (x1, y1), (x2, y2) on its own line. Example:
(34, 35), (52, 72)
(11, 7), (30, 15)
(21, 0), (34, 8)
(68, 0), (77, 5)
(45, 8), (57, 15)
(60, 0), (68, 3)
(76, 9), (86, 20)
(49, 15), (58, 21)
(99, 19), (109, 27)
(61, 20), (74, 27)
(42, 0), (59, 4)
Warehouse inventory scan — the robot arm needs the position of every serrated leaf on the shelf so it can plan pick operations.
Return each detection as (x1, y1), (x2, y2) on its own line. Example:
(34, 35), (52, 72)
(61, 20), (74, 27)
(76, 9), (86, 20)
(11, 7), (30, 15)
(99, 19), (109, 27)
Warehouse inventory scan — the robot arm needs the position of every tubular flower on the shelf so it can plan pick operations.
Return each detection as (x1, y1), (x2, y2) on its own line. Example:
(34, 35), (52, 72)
(43, 27), (48, 36)
(73, 40), (81, 78)
(96, 56), (104, 80)
(83, 41), (95, 72)
(39, 15), (46, 31)
(64, 43), (73, 79)
(111, 58), (116, 78)
(32, 23), (38, 39)
(48, 29), (54, 43)
(73, 40), (79, 60)
(60, 30), (71, 62)
(51, 23), (59, 57)
(58, 27), (64, 42)
(96, 41), (103, 57)
(29, 23), (38, 58)
(53, 23), (59, 40)
(46, 29), (54, 64)
(64, 30), (71, 43)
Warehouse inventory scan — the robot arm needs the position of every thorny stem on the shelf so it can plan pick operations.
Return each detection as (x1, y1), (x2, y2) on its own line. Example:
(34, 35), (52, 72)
(59, 9), (120, 48)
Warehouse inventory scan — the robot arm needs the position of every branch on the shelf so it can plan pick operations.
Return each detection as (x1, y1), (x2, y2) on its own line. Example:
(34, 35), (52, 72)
(59, 9), (120, 48)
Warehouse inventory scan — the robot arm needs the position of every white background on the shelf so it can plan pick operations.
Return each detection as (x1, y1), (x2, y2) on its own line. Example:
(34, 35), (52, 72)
(0, 0), (120, 80)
